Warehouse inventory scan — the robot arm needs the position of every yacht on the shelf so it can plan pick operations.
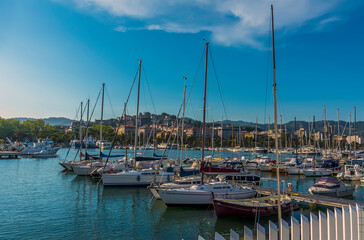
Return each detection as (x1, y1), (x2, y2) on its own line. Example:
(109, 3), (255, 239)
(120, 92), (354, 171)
(303, 168), (332, 177)
(149, 176), (202, 199)
(158, 182), (256, 206)
(217, 173), (261, 185)
(308, 177), (354, 197)
(337, 165), (364, 181)
(20, 139), (59, 158)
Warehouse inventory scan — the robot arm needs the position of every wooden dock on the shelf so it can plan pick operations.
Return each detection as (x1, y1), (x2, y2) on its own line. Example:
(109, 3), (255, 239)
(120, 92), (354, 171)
(0, 151), (20, 159)
(253, 186), (364, 208)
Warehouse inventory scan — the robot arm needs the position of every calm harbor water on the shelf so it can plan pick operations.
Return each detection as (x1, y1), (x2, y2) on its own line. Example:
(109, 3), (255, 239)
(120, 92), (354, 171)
(1, 148), (364, 239)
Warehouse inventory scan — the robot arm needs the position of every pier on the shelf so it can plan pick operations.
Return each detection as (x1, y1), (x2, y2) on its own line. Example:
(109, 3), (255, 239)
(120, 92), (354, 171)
(253, 186), (364, 208)
(0, 151), (20, 159)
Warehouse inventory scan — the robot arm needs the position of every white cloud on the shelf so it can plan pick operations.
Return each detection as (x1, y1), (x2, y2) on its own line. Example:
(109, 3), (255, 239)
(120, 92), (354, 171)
(70, 0), (350, 47)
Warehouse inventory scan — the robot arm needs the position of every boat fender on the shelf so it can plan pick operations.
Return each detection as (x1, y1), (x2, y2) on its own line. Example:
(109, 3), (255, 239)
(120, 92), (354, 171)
(137, 175), (141, 182)
(167, 175), (170, 182)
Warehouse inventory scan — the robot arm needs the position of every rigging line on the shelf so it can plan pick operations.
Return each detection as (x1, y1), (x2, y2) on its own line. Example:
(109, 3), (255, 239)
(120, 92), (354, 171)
(74, 88), (103, 160)
(209, 47), (229, 121)
(185, 45), (205, 110)
(63, 105), (81, 162)
(103, 66), (139, 167)
(105, 86), (116, 118)
(256, 14), (272, 227)
(141, 64), (157, 114)
(76, 88), (103, 154)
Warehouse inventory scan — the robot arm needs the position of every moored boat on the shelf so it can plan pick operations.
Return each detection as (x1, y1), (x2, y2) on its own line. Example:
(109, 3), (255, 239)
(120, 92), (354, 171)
(212, 195), (297, 217)
(308, 177), (354, 197)
(158, 182), (257, 206)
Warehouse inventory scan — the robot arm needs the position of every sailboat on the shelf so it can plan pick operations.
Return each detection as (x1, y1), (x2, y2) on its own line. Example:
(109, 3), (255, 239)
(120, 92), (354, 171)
(158, 42), (256, 206)
(102, 60), (174, 186)
(212, 5), (297, 219)
(73, 94), (105, 176)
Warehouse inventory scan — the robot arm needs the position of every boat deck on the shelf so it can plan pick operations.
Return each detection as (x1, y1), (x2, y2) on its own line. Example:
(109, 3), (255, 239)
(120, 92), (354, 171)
(252, 186), (364, 208)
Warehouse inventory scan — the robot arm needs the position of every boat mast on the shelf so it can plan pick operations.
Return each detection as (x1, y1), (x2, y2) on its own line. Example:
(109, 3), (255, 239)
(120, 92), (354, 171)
(295, 117), (297, 160)
(180, 77), (187, 167)
(268, 116), (270, 157)
(79, 102), (83, 160)
(212, 120), (215, 156)
(280, 115), (282, 150)
(324, 105), (327, 156)
(271, 4), (282, 227)
(220, 116), (223, 158)
(349, 112), (352, 158)
(86, 99), (90, 157)
(134, 60), (142, 167)
(255, 116), (258, 152)
(354, 107), (357, 160)
(124, 102), (128, 162)
(201, 41), (209, 185)
(231, 124), (234, 160)
(337, 108), (340, 153)
(100, 83), (105, 154)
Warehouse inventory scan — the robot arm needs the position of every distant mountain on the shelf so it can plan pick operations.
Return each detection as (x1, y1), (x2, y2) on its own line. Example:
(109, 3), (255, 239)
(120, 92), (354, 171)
(12, 117), (75, 126)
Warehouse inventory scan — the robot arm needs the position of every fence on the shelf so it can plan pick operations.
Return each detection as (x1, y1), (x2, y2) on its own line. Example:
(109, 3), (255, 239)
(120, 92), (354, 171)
(198, 204), (364, 240)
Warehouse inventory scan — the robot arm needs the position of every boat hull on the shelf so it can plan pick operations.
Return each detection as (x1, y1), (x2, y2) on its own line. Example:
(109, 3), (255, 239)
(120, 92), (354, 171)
(159, 190), (256, 206)
(213, 199), (297, 217)
(102, 172), (174, 186)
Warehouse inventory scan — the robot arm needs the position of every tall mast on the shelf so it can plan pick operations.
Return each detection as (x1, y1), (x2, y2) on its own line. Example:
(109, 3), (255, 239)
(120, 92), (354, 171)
(295, 117), (297, 160)
(349, 112), (352, 158)
(354, 107), (357, 159)
(271, 4), (282, 227)
(280, 115), (282, 150)
(313, 116), (316, 164)
(255, 116), (258, 150)
(180, 77), (187, 167)
(337, 108), (340, 152)
(308, 116), (311, 147)
(124, 103), (128, 162)
(86, 99), (90, 157)
(220, 116), (223, 158)
(79, 102), (83, 160)
(134, 60), (142, 167)
(100, 83), (105, 153)
(201, 41), (209, 185)
(268, 116), (270, 156)
(231, 124), (234, 160)
(324, 105), (327, 156)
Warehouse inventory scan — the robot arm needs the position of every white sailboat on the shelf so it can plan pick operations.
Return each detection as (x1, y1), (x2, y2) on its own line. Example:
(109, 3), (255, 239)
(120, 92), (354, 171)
(102, 60), (174, 186)
(157, 42), (256, 206)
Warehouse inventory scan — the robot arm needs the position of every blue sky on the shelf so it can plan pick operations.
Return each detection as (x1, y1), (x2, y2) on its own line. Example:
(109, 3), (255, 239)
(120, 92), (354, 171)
(0, 0), (363, 123)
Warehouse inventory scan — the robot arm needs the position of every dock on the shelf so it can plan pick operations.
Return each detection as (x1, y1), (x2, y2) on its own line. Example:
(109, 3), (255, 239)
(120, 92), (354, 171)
(0, 151), (20, 159)
(253, 186), (364, 208)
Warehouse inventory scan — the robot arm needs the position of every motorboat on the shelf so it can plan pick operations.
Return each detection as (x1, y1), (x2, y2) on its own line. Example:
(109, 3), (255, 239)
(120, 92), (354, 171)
(308, 177), (354, 197)
(337, 165), (364, 181)
(286, 162), (313, 175)
(158, 182), (257, 206)
(212, 194), (297, 217)
(303, 168), (332, 177)
(19, 139), (59, 158)
(149, 176), (202, 199)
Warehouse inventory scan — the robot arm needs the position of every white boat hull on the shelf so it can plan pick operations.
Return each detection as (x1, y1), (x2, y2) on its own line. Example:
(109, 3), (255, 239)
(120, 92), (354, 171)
(102, 171), (174, 186)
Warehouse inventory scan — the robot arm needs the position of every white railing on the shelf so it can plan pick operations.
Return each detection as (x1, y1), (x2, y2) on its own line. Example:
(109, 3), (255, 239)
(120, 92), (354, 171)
(198, 204), (364, 240)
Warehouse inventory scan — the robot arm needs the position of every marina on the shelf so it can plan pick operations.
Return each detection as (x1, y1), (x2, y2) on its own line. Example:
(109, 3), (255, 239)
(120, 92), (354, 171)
(1, 1), (364, 239)
(2, 148), (364, 239)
